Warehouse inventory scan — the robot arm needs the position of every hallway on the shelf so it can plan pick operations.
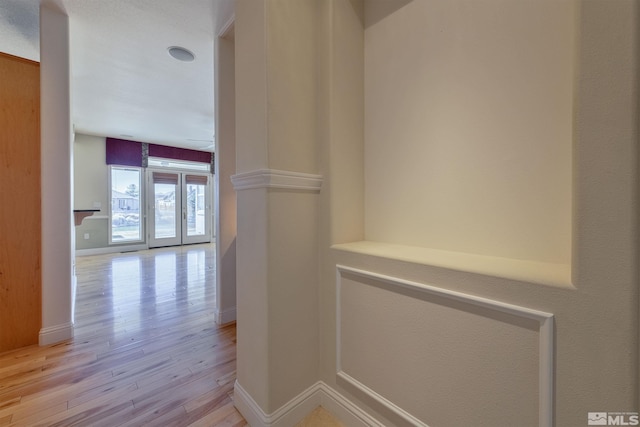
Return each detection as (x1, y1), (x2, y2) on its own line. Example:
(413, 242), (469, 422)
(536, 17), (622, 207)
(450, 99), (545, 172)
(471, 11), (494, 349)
(0, 244), (246, 426)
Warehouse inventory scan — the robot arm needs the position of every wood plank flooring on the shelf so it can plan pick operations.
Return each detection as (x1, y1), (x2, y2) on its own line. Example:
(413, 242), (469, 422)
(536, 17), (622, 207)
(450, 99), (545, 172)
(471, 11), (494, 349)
(0, 244), (247, 426)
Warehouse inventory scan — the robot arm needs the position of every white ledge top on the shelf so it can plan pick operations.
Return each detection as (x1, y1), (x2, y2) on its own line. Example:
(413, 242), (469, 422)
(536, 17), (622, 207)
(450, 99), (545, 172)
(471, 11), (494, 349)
(331, 240), (574, 289)
(231, 169), (323, 191)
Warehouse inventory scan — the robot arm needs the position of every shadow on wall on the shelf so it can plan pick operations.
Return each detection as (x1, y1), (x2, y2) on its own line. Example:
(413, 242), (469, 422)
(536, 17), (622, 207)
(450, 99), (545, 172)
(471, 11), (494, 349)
(364, 0), (414, 28)
(1, 0), (39, 46)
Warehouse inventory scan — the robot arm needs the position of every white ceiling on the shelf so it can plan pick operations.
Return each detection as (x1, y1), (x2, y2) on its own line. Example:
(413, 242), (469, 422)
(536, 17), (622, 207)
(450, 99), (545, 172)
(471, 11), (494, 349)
(0, 0), (234, 152)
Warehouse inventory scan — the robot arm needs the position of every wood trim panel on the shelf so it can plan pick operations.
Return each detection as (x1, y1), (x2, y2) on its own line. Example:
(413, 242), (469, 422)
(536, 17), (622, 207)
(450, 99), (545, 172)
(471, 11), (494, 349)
(0, 51), (39, 66)
(0, 53), (41, 352)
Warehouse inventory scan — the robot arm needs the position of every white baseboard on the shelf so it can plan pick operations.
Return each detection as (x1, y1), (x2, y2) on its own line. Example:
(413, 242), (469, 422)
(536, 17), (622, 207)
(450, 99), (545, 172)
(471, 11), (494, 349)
(318, 383), (386, 427)
(76, 244), (148, 257)
(234, 381), (319, 427)
(215, 306), (237, 325)
(233, 382), (265, 427)
(233, 380), (384, 427)
(39, 322), (74, 346)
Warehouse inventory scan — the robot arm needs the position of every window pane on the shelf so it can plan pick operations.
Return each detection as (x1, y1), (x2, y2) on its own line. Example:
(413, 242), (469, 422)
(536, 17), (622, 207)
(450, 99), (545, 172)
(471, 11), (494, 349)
(148, 157), (209, 172)
(154, 183), (176, 239)
(186, 183), (206, 237)
(111, 167), (142, 242)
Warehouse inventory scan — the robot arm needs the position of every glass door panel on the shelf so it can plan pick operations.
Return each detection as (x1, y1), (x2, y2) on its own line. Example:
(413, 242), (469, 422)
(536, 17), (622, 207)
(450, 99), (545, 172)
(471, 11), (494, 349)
(148, 171), (181, 248)
(186, 184), (205, 237)
(154, 183), (177, 239)
(147, 170), (211, 247)
(183, 174), (210, 245)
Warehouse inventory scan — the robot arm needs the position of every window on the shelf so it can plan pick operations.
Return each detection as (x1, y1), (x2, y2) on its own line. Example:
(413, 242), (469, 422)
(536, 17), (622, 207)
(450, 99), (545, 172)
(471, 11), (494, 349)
(147, 157), (210, 172)
(110, 166), (143, 243)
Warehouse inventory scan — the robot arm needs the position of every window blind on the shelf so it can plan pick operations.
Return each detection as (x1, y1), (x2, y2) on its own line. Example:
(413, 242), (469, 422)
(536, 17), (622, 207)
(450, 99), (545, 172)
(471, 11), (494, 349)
(185, 175), (208, 185)
(152, 172), (179, 185)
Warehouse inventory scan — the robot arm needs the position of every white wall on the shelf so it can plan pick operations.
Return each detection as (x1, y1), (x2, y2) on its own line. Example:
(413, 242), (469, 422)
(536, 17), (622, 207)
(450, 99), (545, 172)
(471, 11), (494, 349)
(318, 1), (639, 426)
(40, 2), (74, 345)
(73, 134), (111, 250)
(364, 0), (573, 264)
(214, 26), (237, 325)
(232, 1), (638, 426)
(233, 0), (321, 418)
(74, 134), (108, 211)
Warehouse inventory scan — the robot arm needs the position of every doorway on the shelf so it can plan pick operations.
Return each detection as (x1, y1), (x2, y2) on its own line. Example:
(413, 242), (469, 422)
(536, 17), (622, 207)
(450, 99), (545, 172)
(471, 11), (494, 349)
(147, 169), (212, 248)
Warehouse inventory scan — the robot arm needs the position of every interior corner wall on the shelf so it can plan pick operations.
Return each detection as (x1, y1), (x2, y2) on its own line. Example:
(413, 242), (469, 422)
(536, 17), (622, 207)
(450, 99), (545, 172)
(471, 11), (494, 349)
(214, 31), (237, 325)
(234, 0), (270, 412)
(73, 134), (111, 250)
(324, 0), (365, 246)
(264, 0), (321, 410)
(234, 0), (321, 419)
(317, 0), (366, 399)
(364, 0), (574, 264)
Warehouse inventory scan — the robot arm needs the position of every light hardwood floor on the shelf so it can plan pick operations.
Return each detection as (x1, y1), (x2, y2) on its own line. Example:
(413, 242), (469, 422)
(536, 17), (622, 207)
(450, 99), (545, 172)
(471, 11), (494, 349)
(0, 244), (247, 426)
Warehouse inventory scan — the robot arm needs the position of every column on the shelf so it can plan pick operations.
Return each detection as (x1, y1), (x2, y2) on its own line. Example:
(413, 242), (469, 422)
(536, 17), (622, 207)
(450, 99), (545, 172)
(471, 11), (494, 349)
(39, 2), (74, 345)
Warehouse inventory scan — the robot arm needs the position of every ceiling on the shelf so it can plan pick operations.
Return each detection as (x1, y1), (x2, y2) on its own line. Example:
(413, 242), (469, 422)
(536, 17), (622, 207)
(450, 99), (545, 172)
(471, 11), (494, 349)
(0, 0), (234, 152)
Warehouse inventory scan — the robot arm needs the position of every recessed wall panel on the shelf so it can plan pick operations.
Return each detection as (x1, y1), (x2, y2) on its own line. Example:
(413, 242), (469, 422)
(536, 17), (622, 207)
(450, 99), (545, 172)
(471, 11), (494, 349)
(337, 266), (553, 427)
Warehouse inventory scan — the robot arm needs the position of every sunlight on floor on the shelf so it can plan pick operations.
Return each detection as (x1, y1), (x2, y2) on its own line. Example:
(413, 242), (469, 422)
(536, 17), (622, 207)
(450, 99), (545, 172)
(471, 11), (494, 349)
(295, 406), (344, 427)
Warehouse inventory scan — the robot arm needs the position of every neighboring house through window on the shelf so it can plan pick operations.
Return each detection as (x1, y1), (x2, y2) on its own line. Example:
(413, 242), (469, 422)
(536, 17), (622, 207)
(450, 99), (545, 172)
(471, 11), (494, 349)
(110, 166), (143, 243)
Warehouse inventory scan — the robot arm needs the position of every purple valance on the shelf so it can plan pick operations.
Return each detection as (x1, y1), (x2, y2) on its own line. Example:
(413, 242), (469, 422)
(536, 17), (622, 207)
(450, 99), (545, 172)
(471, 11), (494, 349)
(106, 138), (142, 167)
(106, 137), (212, 167)
(149, 144), (211, 164)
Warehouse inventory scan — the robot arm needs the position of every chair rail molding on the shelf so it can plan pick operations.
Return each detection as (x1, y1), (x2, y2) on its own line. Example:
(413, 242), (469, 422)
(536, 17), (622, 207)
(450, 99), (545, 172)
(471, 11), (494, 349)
(231, 169), (323, 192)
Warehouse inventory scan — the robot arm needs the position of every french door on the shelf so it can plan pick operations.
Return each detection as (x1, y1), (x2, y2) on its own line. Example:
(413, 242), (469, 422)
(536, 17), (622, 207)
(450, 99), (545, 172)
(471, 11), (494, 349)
(147, 170), (211, 248)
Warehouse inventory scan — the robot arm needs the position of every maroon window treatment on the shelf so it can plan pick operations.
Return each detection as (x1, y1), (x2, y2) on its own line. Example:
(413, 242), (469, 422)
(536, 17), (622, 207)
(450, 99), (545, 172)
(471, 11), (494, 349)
(106, 138), (142, 167)
(148, 144), (211, 164)
(106, 137), (212, 166)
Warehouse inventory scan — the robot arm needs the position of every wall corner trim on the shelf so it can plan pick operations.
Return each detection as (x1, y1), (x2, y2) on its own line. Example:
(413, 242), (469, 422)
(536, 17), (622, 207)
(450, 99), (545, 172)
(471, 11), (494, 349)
(233, 380), (384, 427)
(39, 321), (74, 346)
(218, 14), (235, 38)
(231, 169), (323, 192)
(215, 306), (237, 325)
